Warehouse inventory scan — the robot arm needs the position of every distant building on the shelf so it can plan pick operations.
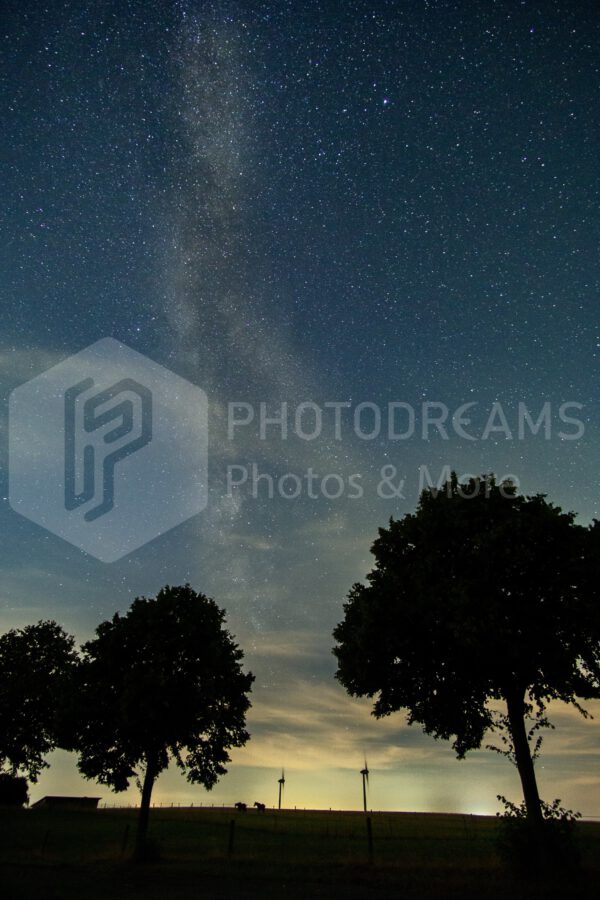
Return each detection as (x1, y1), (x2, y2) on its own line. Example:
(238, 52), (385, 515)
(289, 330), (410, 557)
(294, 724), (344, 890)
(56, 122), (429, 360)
(31, 796), (101, 810)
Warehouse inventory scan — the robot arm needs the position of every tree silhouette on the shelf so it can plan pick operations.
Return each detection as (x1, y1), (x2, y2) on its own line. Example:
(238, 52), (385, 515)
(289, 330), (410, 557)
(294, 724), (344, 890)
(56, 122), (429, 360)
(333, 474), (600, 854)
(66, 584), (254, 859)
(0, 773), (29, 807)
(0, 621), (77, 781)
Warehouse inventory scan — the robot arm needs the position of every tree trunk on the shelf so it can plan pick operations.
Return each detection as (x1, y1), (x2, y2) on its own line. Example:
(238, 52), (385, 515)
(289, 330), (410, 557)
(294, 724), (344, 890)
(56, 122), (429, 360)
(505, 689), (543, 825)
(133, 756), (157, 860)
(505, 688), (547, 867)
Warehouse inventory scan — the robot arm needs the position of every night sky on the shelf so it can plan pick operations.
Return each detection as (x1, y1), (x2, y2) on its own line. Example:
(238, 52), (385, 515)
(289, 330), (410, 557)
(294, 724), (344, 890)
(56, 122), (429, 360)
(2, 0), (599, 814)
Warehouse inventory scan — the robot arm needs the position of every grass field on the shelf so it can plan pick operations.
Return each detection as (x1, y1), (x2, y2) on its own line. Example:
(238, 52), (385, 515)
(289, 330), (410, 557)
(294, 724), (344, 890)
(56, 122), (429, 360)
(1, 806), (599, 899)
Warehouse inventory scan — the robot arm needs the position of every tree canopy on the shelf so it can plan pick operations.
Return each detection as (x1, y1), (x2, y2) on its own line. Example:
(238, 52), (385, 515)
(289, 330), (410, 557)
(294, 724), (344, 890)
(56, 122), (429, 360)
(65, 584), (254, 855)
(0, 620), (78, 781)
(333, 475), (600, 833)
(0, 773), (29, 807)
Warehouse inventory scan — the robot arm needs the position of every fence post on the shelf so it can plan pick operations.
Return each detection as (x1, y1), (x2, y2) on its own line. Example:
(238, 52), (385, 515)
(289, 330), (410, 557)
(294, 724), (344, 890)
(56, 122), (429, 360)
(366, 816), (374, 865)
(120, 824), (130, 858)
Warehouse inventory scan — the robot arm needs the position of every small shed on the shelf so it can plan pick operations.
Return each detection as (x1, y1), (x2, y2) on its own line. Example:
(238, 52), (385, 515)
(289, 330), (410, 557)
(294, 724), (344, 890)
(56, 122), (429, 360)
(31, 796), (101, 810)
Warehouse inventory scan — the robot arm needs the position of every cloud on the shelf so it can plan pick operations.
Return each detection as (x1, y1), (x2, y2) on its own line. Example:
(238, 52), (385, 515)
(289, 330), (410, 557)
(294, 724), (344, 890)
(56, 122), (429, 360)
(226, 641), (455, 772)
(0, 347), (68, 387)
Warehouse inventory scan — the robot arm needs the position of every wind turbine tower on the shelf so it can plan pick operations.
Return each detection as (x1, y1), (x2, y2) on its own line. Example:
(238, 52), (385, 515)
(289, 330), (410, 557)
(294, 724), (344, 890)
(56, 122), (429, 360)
(278, 768), (285, 810)
(360, 759), (369, 813)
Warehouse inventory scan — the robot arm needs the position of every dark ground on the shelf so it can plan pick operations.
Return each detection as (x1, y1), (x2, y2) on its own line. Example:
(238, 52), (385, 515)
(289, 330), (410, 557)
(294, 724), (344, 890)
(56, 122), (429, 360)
(1, 806), (598, 899)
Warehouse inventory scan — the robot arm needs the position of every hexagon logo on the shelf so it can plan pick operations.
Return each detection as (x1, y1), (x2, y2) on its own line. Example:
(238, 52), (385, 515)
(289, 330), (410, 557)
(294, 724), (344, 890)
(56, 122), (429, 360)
(8, 338), (208, 562)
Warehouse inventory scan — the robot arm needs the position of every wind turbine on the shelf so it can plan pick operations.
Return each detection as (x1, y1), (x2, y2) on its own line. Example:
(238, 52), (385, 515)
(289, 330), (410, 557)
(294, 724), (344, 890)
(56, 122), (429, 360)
(360, 758), (369, 813)
(277, 768), (285, 810)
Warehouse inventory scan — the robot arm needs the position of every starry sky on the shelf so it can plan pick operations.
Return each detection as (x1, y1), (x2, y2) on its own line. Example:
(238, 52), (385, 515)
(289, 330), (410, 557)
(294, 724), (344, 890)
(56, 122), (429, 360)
(1, 0), (599, 814)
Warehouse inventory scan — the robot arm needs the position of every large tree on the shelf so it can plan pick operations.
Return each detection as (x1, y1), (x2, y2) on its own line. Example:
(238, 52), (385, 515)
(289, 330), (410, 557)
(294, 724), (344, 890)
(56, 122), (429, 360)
(66, 584), (254, 858)
(333, 475), (600, 845)
(0, 773), (29, 807)
(0, 620), (78, 781)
